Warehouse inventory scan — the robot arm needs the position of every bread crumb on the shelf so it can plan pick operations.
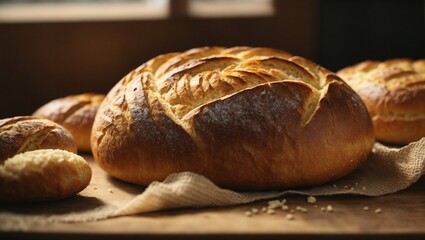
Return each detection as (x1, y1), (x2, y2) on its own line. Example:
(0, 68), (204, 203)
(268, 200), (283, 209)
(245, 211), (253, 217)
(320, 207), (326, 212)
(295, 206), (308, 213)
(290, 209), (295, 213)
(332, 184), (337, 188)
(375, 208), (382, 214)
(286, 213), (295, 220)
(266, 209), (276, 215)
(362, 186), (367, 191)
(251, 208), (259, 214)
(93, 187), (97, 190)
(355, 182), (359, 186)
(343, 185), (349, 189)
(326, 205), (333, 212)
(281, 199), (287, 204)
(363, 206), (369, 211)
(307, 196), (317, 204)
(282, 205), (289, 211)
(108, 188), (113, 193)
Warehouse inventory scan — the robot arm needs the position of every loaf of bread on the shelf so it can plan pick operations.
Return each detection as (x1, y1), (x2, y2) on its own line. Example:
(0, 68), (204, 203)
(338, 59), (425, 145)
(0, 116), (77, 164)
(91, 46), (375, 190)
(0, 149), (91, 202)
(33, 93), (105, 152)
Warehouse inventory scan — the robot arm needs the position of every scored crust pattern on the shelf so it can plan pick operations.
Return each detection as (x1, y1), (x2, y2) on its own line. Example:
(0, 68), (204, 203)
(33, 94), (105, 125)
(121, 47), (338, 132)
(338, 59), (425, 117)
(338, 59), (425, 91)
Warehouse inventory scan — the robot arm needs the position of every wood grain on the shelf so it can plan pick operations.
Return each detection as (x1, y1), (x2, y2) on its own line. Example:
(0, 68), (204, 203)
(1, 154), (425, 239)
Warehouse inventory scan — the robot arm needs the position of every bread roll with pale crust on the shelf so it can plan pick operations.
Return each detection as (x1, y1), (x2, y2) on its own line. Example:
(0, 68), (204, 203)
(338, 59), (425, 144)
(33, 93), (105, 152)
(0, 116), (77, 164)
(92, 46), (375, 190)
(0, 149), (91, 202)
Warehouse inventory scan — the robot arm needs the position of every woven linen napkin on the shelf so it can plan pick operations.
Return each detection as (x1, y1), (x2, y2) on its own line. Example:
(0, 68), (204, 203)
(117, 138), (425, 215)
(1, 138), (425, 230)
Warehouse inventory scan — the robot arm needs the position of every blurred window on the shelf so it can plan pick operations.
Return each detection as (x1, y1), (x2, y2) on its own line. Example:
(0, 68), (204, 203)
(0, 0), (169, 22)
(0, 0), (275, 22)
(188, 0), (274, 18)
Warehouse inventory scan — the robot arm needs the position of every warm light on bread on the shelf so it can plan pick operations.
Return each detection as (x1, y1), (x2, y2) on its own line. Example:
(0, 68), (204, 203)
(0, 116), (77, 164)
(0, 149), (91, 202)
(338, 59), (425, 144)
(91, 46), (375, 190)
(33, 93), (105, 152)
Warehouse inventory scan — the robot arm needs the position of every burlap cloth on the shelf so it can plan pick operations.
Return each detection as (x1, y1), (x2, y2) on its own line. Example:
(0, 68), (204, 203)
(1, 138), (425, 230)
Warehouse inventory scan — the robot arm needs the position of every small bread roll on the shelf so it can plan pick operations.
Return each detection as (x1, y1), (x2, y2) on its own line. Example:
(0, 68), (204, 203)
(92, 46), (374, 190)
(0, 116), (77, 164)
(0, 149), (91, 202)
(338, 59), (425, 144)
(33, 93), (105, 152)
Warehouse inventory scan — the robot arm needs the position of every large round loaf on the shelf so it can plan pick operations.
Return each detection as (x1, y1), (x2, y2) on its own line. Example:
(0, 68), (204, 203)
(338, 59), (425, 145)
(33, 93), (105, 152)
(0, 116), (77, 164)
(91, 47), (375, 190)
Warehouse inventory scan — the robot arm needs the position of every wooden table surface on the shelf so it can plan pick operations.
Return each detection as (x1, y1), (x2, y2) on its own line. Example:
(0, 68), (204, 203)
(1, 155), (425, 240)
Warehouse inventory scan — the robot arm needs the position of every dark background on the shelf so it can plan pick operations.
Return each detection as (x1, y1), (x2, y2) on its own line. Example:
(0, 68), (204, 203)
(319, 0), (425, 71)
(1, 0), (424, 118)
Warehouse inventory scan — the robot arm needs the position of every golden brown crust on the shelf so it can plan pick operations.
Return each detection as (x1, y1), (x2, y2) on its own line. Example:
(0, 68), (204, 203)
(92, 46), (375, 190)
(33, 93), (105, 152)
(0, 149), (91, 202)
(0, 116), (77, 164)
(338, 59), (425, 144)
